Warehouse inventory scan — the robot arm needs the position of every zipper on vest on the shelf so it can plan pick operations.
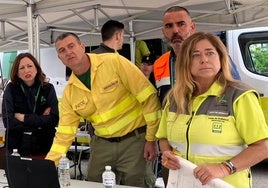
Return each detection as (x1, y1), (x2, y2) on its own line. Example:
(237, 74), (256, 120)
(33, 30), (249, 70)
(186, 111), (194, 160)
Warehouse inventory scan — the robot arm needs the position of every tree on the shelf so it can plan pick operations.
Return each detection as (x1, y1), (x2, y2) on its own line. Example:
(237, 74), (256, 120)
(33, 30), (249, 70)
(249, 43), (268, 75)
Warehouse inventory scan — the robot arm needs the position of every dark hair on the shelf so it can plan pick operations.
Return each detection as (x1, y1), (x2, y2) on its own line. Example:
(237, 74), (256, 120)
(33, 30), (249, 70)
(55, 32), (81, 44)
(164, 6), (191, 17)
(101, 20), (124, 42)
(10, 53), (48, 86)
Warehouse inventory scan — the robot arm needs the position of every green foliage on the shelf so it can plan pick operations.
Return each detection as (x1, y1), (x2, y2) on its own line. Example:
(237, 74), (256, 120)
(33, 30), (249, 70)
(250, 43), (268, 75)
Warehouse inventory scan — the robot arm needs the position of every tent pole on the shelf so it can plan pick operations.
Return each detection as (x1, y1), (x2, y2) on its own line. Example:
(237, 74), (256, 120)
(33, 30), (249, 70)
(128, 20), (135, 64)
(27, 3), (34, 55)
(0, 21), (5, 41)
(34, 14), (40, 62)
(94, 4), (100, 31)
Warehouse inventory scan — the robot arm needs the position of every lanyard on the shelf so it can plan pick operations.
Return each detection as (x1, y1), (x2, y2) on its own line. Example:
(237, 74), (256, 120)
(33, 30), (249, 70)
(170, 54), (176, 88)
(20, 84), (41, 113)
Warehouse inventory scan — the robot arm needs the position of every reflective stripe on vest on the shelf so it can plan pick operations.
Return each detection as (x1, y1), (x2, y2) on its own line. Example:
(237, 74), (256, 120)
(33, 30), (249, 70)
(155, 77), (170, 89)
(50, 143), (69, 153)
(170, 141), (246, 156)
(57, 125), (78, 135)
(137, 85), (157, 103)
(96, 105), (143, 135)
(144, 109), (162, 122)
(168, 83), (253, 158)
(154, 52), (171, 88)
(91, 85), (158, 136)
(89, 84), (156, 124)
(90, 95), (137, 123)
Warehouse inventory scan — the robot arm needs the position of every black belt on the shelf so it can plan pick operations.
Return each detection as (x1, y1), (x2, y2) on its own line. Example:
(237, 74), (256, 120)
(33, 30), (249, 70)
(99, 126), (146, 142)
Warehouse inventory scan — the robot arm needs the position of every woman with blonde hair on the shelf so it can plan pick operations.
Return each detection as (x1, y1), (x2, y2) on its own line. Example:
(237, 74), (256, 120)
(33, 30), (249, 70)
(156, 32), (268, 187)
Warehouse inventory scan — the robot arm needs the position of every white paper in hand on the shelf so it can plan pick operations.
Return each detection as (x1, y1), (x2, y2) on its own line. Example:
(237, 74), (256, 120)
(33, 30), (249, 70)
(167, 156), (234, 188)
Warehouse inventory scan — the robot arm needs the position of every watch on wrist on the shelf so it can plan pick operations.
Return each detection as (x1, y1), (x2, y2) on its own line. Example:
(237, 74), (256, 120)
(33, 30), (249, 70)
(223, 160), (237, 174)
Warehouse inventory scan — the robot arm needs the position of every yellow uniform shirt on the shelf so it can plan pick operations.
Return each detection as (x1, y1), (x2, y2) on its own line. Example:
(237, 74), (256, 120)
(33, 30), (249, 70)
(47, 53), (161, 165)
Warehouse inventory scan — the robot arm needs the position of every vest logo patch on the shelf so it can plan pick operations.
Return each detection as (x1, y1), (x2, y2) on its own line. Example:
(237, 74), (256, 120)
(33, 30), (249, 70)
(40, 96), (47, 105)
(207, 110), (229, 116)
(212, 122), (222, 133)
(103, 79), (119, 91)
(74, 99), (86, 110)
(218, 95), (227, 104)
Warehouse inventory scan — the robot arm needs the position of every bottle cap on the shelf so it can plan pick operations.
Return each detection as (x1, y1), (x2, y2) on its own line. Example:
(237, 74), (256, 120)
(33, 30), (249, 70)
(105, 166), (111, 170)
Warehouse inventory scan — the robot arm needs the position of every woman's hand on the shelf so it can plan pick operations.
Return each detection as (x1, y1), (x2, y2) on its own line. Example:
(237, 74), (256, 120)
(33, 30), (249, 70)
(43, 107), (51, 115)
(193, 163), (230, 185)
(15, 113), (25, 122)
(161, 150), (180, 170)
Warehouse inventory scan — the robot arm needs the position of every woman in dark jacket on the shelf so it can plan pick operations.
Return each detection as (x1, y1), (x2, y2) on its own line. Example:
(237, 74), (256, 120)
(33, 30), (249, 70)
(2, 52), (59, 158)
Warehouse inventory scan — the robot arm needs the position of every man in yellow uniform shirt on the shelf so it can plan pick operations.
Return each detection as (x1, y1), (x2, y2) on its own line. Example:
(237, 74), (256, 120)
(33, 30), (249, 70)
(46, 32), (161, 187)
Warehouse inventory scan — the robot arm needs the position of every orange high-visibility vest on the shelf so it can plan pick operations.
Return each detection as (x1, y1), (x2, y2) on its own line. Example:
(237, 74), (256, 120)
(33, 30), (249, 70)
(154, 51), (171, 89)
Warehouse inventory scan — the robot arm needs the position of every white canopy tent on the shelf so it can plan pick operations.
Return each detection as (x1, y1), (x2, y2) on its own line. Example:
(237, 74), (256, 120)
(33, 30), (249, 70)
(0, 0), (268, 62)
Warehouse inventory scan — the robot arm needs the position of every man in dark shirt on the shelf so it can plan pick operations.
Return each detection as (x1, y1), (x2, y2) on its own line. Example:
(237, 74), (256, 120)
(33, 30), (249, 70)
(92, 20), (124, 53)
(92, 19), (157, 188)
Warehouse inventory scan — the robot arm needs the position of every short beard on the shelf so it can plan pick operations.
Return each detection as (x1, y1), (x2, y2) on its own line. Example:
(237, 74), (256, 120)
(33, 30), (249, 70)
(170, 42), (183, 54)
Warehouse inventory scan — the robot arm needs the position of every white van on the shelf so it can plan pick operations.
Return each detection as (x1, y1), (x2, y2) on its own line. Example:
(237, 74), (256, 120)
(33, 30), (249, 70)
(224, 27), (268, 123)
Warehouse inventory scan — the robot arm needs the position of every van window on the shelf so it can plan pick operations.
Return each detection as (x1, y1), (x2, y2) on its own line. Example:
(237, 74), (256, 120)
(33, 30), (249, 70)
(249, 43), (268, 75)
(239, 32), (268, 77)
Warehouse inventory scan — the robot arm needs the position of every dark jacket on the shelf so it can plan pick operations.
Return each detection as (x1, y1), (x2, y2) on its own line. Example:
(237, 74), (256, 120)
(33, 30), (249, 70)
(2, 80), (59, 156)
(91, 43), (116, 54)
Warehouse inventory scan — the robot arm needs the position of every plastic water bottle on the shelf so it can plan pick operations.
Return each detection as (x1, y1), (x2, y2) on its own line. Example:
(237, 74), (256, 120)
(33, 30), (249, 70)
(102, 165), (116, 188)
(58, 153), (71, 188)
(11, 149), (20, 156)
